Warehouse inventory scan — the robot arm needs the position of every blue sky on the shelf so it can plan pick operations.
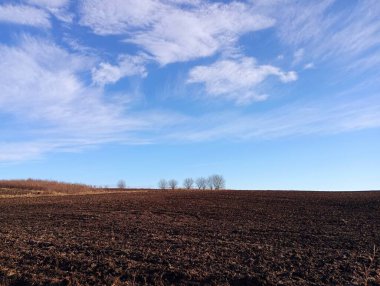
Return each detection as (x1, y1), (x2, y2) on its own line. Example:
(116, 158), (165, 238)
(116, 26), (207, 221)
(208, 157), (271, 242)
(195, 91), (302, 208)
(0, 0), (379, 190)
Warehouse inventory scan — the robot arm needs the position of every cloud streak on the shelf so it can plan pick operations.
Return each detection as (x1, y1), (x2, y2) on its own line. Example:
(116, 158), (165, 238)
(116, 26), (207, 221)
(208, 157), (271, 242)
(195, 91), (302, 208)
(166, 93), (380, 142)
(92, 55), (148, 86)
(0, 36), (185, 162)
(0, 0), (379, 164)
(27, 0), (73, 22)
(0, 4), (51, 28)
(265, 0), (380, 70)
(80, 0), (275, 65)
(27, 0), (70, 9)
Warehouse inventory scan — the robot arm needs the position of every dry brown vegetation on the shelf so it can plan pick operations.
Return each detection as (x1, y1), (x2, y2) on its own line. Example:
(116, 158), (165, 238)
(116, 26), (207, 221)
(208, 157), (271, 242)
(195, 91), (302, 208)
(0, 189), (379, 285)
(0, 179), (115, 198)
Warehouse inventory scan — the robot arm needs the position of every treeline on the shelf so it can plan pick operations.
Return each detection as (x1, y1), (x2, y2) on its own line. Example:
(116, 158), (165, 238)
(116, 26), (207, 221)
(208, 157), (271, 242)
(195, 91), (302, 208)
(158, 175), (225, 190)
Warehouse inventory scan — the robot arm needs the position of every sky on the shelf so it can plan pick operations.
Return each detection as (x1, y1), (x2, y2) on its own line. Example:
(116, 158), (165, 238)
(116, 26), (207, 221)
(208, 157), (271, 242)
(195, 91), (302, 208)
(0, 0), (379, 190)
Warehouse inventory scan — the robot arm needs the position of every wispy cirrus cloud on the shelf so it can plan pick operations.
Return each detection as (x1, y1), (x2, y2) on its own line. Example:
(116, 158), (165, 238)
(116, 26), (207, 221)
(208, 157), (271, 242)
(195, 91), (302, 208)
(187, 57), (297, 104)
(26, 0), (73, 23)
(0, 4), (50, 28)
(26, 0), (70, 9)
(292, 48), (304, 66)
(167, 93), (380, 142)
(92, 55), (148, 86)
(80, 0), (161, 35)
(263, 0), (380, 70)
(1, 0), (379, 165)
(0, 141), (58, 162)
(0, 36), (185, 161)
(0, 37), (117, 133)
(80, 0), (275, 65)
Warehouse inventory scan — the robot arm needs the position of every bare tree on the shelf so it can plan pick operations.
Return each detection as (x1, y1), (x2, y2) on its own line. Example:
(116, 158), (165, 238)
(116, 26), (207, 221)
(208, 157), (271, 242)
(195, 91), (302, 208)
(183, 178), (194, 189)
(117, 179), (126, 189)
(158, 179), (167, 190)
(206, 176), (214, 190)
(211, 174), (225, 190)
(196, 177), (207, 190)
(168, 179), (178, 190)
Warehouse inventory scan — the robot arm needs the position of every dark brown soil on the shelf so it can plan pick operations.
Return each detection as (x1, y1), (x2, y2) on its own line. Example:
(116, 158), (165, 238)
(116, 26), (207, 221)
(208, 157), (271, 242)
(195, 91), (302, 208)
(0, 190), (379, 285)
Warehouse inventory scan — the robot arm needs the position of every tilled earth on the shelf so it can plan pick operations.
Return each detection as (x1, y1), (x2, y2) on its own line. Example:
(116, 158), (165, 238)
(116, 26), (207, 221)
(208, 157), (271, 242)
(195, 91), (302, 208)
(0, 190), (379, 285)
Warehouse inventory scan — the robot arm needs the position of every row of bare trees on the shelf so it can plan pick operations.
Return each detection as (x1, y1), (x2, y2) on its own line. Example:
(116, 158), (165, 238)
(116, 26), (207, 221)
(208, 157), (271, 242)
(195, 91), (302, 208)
(158, 175), (225, 190)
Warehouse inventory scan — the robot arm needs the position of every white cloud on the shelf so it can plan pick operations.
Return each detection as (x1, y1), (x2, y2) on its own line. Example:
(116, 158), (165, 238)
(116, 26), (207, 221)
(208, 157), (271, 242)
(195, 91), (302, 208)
(26, 0), (73, 22)
(0, 35), (378, 162)
(0, 36), (184, 161)
(0, 142), (54, 162)
(80, 0), (275, 65)
(187, 57), (297, 104)
(272, 0), (334, 48)
(0, 4), (50, 28)
(92, 55), (148, 86)
(2, 0), (379, 163)
(304, 62), (315, 70)
(166, 94), (380, 142)
(321, 0), (380, 60)
(79, 0), (380, 70)
(0, 36), (118, 131)
(292, 48), (304, 65)
(80, 0), (160, 34)
(27, 0), (70, 9)
(265, 0), (380, 70)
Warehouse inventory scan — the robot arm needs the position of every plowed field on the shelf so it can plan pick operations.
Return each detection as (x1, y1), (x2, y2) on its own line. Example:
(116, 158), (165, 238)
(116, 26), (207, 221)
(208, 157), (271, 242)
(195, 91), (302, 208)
(0, 190), (379, 285)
